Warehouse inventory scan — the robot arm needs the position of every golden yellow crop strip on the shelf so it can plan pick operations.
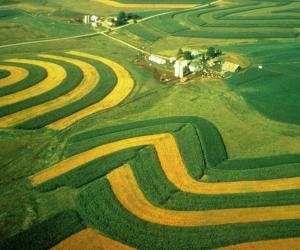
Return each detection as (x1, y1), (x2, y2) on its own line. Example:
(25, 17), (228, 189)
(108, 165), (300, 227)
(46, 51), (134, 130)
(0, 65), (29, 88)
(0, 54), (99, 128)
(0, 59), (66, 107)
(52, 228), (136, 250)
(30, 133), (300, 195)
(94, 0), (197, 9)
(217, 237), (300, 250)
(30, 134), (166, 186)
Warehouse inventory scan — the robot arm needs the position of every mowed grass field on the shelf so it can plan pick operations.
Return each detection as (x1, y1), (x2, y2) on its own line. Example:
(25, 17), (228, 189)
(1, 0), (300, 249)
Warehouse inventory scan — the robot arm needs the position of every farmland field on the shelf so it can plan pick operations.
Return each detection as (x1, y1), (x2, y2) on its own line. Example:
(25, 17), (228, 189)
(0, 0), (300, 249)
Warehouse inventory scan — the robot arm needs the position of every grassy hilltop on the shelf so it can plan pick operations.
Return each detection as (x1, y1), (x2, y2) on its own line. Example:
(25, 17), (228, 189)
(0, 0), (300, 249)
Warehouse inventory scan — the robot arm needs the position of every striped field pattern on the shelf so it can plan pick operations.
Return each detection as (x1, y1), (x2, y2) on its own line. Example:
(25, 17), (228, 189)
(119, 0), (300, 41)
(0, 51), (134, 130)
(1, 117), (297, 249)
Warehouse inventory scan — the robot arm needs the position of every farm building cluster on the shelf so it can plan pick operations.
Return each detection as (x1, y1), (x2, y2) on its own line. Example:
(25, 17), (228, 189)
(148, 47), (241, 82)
(83, 11), (141, 28)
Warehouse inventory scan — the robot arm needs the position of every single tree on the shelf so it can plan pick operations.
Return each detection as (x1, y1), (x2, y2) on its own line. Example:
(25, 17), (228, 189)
(177, 48), (184, 58)
(207, 47), (216, 58)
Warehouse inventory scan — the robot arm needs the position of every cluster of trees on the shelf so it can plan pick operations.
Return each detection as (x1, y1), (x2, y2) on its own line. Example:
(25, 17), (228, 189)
(177, 49), (193, 60)
(115, 11), (141, 26)
(177, 47), (222, 60)
(206, 47), (222, 58)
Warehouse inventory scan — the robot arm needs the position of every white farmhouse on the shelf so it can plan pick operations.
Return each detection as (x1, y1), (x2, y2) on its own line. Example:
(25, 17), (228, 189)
(149, 55), (166, 65)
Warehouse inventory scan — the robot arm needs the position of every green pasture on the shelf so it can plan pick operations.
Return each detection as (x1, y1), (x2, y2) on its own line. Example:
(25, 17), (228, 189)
(0, 7), (93, 45)
(225, 42), (300, 125)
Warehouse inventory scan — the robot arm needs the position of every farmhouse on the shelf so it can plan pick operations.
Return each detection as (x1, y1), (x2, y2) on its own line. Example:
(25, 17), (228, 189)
(222, 62), (241, 73)
(149, 55), (166, 65)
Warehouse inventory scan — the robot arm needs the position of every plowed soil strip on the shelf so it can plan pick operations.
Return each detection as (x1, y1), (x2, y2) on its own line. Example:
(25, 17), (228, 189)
(30, 133), (300, 194)
(0, 59), (66, 107)
(0, 54), (99, 128)
(52, 228), (136, 250)
(47, 51), (134, 130)
(0, 65), (29, 88)
(108, 165), (300, 227)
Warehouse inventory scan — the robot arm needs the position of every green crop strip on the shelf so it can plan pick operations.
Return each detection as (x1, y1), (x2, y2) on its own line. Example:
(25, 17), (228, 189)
(0, 69), (10, 79)
(0, 210), (85, 250)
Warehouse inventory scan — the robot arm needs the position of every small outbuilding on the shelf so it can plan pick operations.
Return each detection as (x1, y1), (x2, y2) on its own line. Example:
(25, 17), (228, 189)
(222, 62), (241, 73)
(149, 55), (166, 65)
(189, 62), (201, 73)
(91, 15), (99, 23)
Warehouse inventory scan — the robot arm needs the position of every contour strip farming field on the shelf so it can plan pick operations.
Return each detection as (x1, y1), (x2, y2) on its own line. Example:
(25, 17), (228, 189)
(0, 51), (134, 130)
(1, 117), (297, 249)
(120, 0), (300, 42)
(1, 0), (300, 248)
(94, 0), (200, 9)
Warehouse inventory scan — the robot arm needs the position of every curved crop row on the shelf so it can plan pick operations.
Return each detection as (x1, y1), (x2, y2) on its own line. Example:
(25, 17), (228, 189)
(0, 59), (67, 108)
(0, 62), (47, 97)
(123, 0), (300, 40)
(0, 57), (82, 118)
(0, 65), (29, 88)
(0, 51), (134, 130)
(94, 0), (199, 9)
(47, 51), (134, 130)
(22, 117), (300, 249)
